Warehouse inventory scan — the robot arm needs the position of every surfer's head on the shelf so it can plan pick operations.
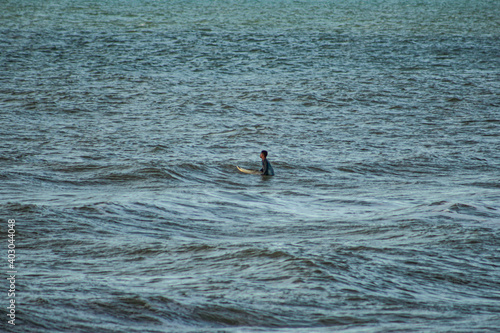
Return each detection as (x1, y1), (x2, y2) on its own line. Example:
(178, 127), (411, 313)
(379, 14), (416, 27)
(260, 150), (268, 159)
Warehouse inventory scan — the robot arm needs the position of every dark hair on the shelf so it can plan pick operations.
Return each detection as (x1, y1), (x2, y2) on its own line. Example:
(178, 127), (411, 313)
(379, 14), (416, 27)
(261, 150), (268, 157)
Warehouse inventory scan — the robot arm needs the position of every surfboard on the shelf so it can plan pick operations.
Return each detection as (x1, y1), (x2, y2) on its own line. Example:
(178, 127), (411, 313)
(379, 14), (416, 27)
(237, 166), (261, 175)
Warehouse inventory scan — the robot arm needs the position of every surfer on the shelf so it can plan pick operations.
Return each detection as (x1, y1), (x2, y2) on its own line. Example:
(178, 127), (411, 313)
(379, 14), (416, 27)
(260, 150), (274, 176)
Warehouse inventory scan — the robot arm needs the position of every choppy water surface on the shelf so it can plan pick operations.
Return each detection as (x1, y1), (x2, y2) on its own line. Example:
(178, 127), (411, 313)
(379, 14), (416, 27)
(1, 0), (499, 332)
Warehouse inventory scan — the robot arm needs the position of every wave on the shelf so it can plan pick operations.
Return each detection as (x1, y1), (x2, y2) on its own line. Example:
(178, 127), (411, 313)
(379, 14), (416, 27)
(379, 200), (500, 227)
(1, 202), (39, 212)
(3, 160), (226, 187)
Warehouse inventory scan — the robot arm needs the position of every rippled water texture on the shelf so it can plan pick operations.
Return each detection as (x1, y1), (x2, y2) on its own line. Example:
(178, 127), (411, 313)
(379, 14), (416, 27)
(1, 0), (499, 332)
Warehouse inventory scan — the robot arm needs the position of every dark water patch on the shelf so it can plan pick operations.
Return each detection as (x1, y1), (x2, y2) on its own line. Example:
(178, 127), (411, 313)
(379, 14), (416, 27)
(465, 181), (500, 189)
(2, 201), (40, 213)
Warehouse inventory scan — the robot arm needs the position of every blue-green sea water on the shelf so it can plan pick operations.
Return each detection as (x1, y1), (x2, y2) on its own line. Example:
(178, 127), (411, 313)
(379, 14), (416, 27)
(1, 0), (499, 332)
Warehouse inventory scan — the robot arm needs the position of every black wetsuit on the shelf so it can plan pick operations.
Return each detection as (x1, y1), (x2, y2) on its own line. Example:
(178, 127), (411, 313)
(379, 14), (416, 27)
(260, 158), (274, 176)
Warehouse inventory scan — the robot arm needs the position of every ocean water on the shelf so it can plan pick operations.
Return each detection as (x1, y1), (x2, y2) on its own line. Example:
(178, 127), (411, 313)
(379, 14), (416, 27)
(1, 0), (499, 332)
